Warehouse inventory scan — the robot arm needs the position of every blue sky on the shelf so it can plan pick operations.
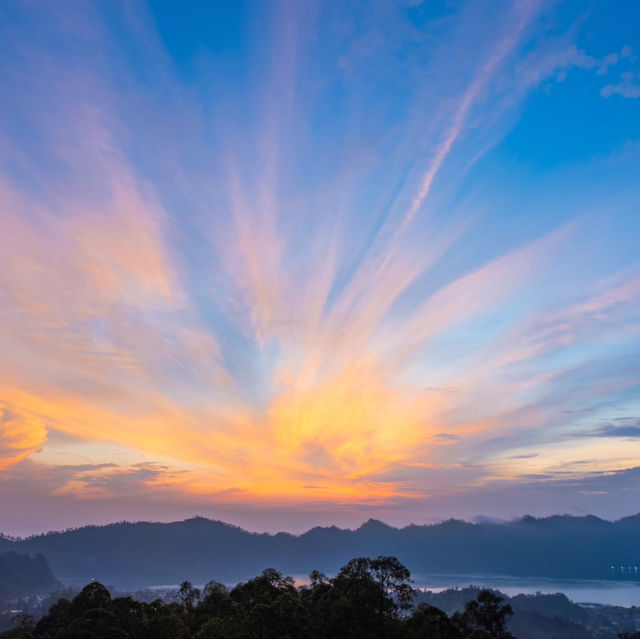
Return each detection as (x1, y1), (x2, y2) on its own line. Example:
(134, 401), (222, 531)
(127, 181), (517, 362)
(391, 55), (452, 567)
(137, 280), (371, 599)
(0, 0), (639, 536)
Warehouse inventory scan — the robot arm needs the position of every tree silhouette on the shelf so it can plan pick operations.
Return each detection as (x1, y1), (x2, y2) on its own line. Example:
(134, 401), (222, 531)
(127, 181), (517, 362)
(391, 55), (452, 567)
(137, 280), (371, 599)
(405, 603), (460, 639)
(454, 589), (515, 639)
(0, 559), (527, 639)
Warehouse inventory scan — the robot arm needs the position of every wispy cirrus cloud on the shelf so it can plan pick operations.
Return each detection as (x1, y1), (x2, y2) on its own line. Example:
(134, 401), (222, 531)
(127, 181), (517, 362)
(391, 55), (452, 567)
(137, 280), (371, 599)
(0, 402), (47, 471)
(0, 0), (639, 534)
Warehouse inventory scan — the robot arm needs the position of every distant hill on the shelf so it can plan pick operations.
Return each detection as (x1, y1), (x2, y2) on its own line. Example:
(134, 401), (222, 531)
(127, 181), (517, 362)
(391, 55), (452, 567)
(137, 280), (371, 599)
(415, 587), (640, 639)
(1, 514), (639, 589)
(0, 552), (62, 600)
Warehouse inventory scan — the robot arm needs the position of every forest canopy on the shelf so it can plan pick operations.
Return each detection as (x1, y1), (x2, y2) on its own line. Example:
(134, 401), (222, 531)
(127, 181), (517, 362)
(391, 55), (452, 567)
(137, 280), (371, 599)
(0, 556), (515, 639)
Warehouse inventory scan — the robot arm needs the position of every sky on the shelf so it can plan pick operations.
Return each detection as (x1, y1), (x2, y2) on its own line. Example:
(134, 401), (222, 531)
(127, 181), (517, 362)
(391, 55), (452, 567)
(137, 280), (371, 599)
(0, 0), (639, 537)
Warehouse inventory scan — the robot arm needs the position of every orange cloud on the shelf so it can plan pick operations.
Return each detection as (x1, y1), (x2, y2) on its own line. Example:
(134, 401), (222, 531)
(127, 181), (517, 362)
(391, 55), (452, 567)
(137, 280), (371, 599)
(0, 401), (47, 471)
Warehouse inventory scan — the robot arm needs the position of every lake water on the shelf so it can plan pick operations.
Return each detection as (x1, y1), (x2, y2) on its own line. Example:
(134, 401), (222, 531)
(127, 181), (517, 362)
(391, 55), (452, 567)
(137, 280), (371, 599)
(411, 574), (640, 607)
(150, 575), (640, 607)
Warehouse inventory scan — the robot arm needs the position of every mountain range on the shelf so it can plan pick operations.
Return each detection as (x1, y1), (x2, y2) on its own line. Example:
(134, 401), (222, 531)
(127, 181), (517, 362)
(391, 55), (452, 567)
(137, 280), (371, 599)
(1, 514), (639, 589)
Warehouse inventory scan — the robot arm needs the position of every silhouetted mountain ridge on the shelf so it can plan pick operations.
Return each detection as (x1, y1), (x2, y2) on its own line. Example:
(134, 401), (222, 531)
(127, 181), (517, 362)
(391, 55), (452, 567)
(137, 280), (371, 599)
(1, 514), (638, 589)
(0, 552), (62, 600)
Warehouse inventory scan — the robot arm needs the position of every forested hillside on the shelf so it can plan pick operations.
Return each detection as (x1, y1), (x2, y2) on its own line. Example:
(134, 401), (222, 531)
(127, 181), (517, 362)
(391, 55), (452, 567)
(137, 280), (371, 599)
(0, 556), (518, 639)
(0, 553), (61, 601)
(2, 515), (640, 588)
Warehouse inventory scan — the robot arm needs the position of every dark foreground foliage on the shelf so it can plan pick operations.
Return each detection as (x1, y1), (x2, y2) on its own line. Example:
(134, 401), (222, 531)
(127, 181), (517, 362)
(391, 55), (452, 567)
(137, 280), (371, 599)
(0, 556), (516, 639)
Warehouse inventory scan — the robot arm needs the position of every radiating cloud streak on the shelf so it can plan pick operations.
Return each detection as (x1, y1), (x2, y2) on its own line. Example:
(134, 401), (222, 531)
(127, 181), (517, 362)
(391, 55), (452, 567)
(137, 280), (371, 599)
(402, 0), (541, 227)
(0, 0), (639, 533)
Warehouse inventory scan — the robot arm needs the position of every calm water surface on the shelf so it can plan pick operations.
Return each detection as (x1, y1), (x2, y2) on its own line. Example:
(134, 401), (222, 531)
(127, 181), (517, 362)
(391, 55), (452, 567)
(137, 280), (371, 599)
(412, 574), (640, 607)
(149, 575), (640, 607)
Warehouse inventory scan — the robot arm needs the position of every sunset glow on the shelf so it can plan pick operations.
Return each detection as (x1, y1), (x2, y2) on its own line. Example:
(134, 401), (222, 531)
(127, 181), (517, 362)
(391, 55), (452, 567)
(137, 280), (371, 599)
(1, 0), (639, 535)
